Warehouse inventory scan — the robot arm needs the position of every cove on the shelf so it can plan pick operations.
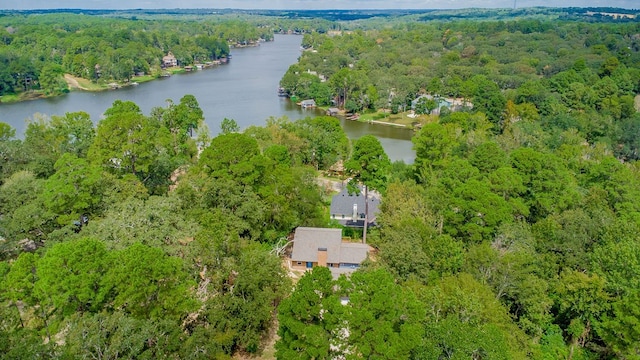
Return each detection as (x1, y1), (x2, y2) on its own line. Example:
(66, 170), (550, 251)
(0, 34), (415, 163)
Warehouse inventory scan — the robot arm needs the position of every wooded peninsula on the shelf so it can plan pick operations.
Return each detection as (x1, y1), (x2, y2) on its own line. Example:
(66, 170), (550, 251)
(1, 7), (640, 360)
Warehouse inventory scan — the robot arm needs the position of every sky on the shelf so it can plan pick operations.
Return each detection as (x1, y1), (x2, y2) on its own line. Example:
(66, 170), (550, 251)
(0, 0), (637, 10)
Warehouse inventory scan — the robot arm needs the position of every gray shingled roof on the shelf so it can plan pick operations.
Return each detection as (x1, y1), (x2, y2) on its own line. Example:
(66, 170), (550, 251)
(330, 186), (380, 225)
(291, 227), (342, 263)
(339, 242), (370, 264)
(290, 227), (369, 266)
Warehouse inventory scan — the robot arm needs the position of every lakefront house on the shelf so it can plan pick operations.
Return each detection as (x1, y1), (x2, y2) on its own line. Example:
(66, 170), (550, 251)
(162, 52), (178, 68)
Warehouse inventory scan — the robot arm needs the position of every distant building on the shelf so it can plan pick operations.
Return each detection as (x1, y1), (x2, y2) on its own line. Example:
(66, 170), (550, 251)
(411, 94), (473, 114)
(300, 99), (317, 109)
(162, 52), (178, 68)
(411, 94), (451, 115)
(330, 186), (380, 228)
(326, 160), (345, 177)
(290, 227), (370, 278)
(326, 107), (340, 116)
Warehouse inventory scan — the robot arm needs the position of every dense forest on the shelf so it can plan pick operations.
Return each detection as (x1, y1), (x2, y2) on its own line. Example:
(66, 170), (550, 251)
(276, 15), (640, 360)
(0, 93), (353, 357)
(282, 20), (639, 122)
(2, 8), (640, 360)
(0, 14), (275, 100)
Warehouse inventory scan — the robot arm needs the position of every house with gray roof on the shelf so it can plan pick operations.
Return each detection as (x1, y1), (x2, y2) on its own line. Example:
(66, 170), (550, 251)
(330, 186), (380, 227)
(300, 99), (317, 109)
(290, 227), (370, 278)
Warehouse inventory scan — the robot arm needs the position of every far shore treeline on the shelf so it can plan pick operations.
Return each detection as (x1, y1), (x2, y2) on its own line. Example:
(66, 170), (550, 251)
(0, 13), (272, 102)
(1, 7), (640, 359)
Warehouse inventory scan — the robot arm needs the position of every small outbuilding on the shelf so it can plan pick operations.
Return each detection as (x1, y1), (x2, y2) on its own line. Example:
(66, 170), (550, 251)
(300, 99), (317, 109)
(326, 107), (340, 116)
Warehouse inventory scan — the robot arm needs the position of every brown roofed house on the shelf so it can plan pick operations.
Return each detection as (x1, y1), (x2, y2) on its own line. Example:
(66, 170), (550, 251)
(162, 52), (177, 68)
(290, 227), (370, 278)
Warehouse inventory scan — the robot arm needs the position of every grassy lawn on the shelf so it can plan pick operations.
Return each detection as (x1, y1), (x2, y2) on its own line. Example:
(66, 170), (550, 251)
(358, 110), (430, 127)
(0, 91), (50, 103)
(75, 78), (106, 91)
(318, 106), (434, 129)
(131, 74), (158, 83)
(168, 67), (186, 74)
(0, 93), (20, 103)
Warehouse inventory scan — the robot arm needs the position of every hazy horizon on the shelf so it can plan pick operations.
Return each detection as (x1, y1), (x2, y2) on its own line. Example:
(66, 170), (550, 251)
(1, 0), (638, 11)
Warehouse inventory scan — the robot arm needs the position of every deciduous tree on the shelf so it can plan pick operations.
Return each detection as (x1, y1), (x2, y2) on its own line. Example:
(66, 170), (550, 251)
(276, 266), (341, 360)
(89, 100), (160, 179)
(345, 135), (390, 243)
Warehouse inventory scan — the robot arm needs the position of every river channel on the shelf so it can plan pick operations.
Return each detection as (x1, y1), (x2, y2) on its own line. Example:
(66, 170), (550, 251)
(0, 34), (415, 163)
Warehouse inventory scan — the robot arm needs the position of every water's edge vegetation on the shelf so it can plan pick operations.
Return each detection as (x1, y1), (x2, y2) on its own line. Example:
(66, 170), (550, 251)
(1, 7), (640, 359)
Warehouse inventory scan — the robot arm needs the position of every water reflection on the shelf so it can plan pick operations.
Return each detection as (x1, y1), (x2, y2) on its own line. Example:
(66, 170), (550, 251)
(0, 35), (415, 163)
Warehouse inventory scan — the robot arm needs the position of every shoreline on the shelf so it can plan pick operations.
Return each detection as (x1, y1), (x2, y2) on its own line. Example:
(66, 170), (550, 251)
(0, 41), (266, 105)
(365, 119), (409, 128)
(0, 60), (236, 105)
(1, 67), (203, 105)
(0, 41), (263, 104)
(310, 104), (419, 130)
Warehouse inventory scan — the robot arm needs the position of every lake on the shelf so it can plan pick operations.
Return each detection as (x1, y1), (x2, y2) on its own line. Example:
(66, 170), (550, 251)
(0, 34), (415, 163)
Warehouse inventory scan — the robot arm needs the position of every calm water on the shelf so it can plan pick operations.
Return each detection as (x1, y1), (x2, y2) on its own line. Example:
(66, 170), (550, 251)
(0, 34), (414, 163)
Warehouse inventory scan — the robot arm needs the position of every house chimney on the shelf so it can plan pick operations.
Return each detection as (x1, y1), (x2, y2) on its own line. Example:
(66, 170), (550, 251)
(317, 247), (328, 267)
(352, 203), (358, 221)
